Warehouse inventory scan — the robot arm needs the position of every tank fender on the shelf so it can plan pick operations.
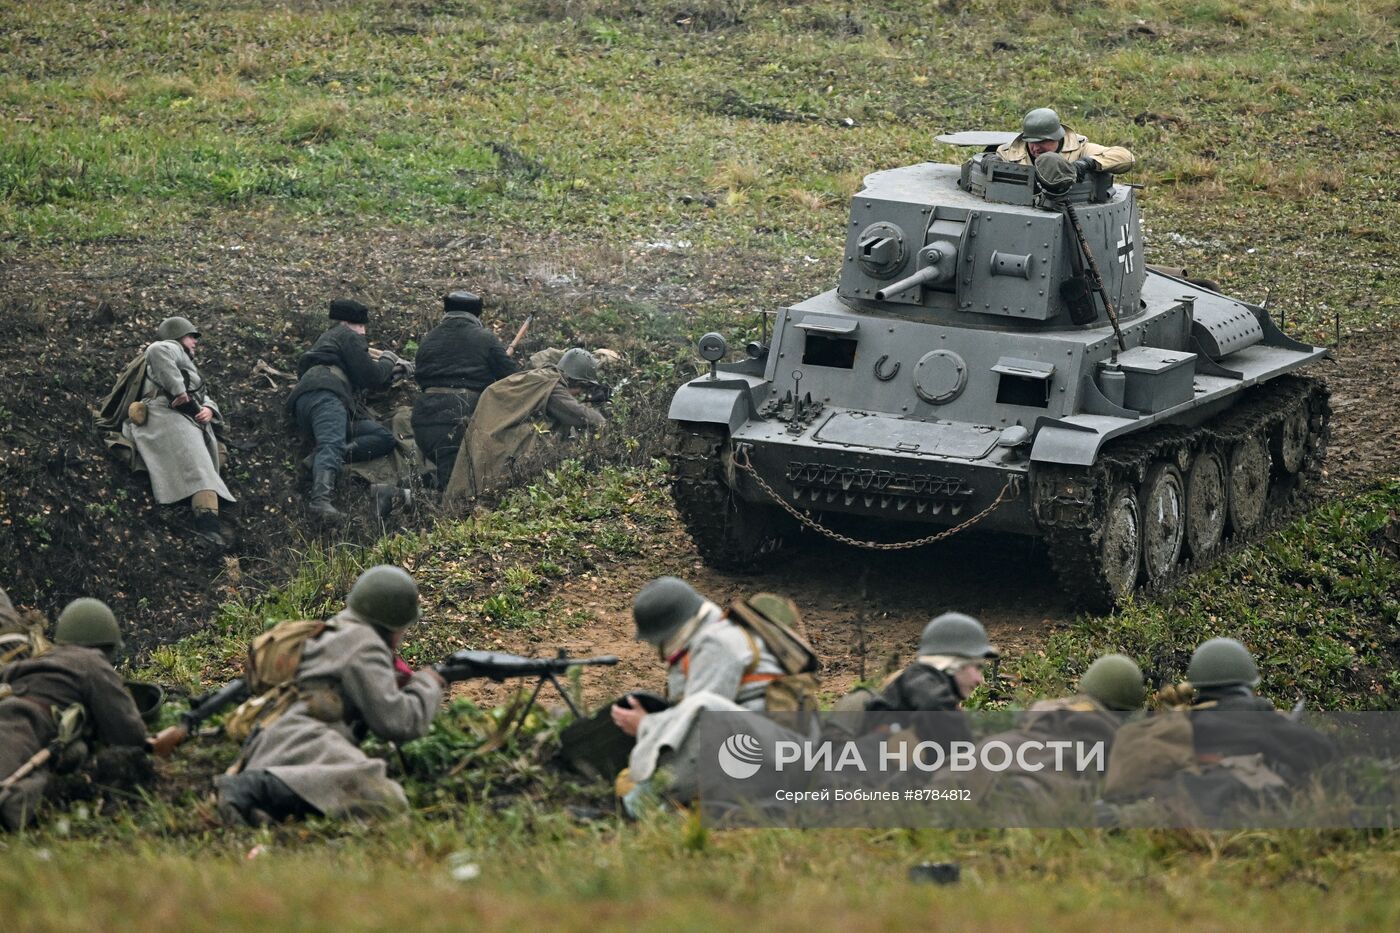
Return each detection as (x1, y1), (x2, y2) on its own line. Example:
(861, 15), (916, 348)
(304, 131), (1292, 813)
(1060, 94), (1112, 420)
(668, 378), (754, 434)
(1029, 417), (1105, 467)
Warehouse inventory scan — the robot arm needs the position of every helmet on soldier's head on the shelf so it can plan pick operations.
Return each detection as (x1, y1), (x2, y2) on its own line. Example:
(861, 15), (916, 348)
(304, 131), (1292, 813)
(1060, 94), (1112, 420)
(1034, 153), (1077, 197)
(157, 317), (200, 342)
(558, 348), (600, 385)
(1187, 637), (1261, 689)
(55, 598), (123, 654)
(1021, 107), (1065, 143)
(347, 565), (420, 630)
(633, 576), (704, 645)
(918, 612), (999, 660)
(1079, 654), (1145, 711)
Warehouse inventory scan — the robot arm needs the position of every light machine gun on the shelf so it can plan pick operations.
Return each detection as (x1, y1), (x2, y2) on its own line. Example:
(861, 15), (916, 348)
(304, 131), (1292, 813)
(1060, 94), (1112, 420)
(433, 650), (618, 734)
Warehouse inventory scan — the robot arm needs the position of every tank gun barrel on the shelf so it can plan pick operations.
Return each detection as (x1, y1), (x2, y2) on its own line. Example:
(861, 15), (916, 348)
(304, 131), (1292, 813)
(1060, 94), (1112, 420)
(875, 264), (948, 301)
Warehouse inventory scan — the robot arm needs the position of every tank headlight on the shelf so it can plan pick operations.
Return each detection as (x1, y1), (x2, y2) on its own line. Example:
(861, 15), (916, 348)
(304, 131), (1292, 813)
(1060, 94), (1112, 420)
(698, 332), (728, 363)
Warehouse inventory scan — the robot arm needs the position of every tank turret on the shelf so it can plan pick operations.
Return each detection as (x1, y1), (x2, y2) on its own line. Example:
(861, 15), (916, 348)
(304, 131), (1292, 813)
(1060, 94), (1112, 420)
(667, 141), (1329, 610)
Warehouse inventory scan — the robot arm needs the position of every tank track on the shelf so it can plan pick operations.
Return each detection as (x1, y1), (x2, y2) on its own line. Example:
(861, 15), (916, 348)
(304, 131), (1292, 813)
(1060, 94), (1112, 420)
(668, 421), (787, 572)
(1032, 374), (1330, 612)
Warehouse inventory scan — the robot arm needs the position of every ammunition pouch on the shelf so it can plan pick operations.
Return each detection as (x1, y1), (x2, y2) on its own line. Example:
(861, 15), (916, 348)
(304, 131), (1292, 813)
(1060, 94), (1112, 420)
(224, 682), (300, 743)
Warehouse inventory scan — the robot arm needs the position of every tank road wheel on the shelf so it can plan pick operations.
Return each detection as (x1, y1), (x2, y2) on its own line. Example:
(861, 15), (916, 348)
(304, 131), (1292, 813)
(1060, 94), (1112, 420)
(1098, 483), (1143, 604)
(1271, 404), (1309, 474)
(1226, 433), (1270, 535)
(1183, 449), (1227, 559)
(1140, 463), (1186, 585)
(668, 422), (787, 572)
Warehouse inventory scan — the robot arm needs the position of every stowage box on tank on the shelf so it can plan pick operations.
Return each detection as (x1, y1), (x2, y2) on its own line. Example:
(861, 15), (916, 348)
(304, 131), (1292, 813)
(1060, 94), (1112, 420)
(667, 136), (1329, 610)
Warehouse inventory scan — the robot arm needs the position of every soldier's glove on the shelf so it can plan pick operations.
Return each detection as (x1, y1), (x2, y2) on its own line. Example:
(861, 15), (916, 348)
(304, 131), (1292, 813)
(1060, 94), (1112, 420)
(1072, 157), (1099, 181)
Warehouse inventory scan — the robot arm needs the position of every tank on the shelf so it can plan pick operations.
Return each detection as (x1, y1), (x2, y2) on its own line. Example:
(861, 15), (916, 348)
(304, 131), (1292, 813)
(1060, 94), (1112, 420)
(666, 134), (1330, 611)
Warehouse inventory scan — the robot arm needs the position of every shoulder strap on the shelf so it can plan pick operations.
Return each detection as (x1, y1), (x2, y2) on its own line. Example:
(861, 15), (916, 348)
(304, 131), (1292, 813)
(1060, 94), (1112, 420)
(677, 627), (779, 685)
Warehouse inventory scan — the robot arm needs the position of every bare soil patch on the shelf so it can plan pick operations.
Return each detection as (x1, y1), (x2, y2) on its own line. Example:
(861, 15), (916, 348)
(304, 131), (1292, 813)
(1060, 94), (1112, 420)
(1, 222), (1394, 706)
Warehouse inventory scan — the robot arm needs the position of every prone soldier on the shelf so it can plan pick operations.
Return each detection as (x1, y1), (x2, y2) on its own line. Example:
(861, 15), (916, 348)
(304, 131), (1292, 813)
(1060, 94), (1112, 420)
(611, 576), (818, 814)
(1103, 638), (1335, 821)
(287, 299), (404, 522)
(0, 596), (149, 832)
(214, 566), (444, 825)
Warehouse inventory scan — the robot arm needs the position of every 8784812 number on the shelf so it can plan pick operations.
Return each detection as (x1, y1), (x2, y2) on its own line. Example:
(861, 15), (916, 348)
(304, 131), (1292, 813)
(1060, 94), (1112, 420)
(903, 788), (972, 802)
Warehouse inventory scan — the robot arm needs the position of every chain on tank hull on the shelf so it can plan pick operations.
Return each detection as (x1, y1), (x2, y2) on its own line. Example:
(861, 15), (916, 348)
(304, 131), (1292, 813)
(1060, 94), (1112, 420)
(666, 154), (1332, 609)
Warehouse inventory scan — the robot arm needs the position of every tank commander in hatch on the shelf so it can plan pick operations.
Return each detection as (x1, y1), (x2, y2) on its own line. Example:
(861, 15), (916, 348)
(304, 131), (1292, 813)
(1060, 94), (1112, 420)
(994, 108), (1135, 180)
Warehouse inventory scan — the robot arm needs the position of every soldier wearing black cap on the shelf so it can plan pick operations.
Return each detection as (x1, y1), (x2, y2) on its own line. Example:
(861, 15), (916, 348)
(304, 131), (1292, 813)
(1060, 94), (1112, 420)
(411, 290), (519, 488)
(287, 298), (402, 521)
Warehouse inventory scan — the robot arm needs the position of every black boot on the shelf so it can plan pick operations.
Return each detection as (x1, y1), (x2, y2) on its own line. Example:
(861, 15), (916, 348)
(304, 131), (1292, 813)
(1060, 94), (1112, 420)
(307, 469), (345, 522)
(193, 511), (227, 548)
(217, 770), (318, 826)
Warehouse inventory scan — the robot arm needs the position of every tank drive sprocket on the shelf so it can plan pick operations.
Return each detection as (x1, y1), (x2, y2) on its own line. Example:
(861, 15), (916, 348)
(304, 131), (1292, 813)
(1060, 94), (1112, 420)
(668, 421), (789, 572)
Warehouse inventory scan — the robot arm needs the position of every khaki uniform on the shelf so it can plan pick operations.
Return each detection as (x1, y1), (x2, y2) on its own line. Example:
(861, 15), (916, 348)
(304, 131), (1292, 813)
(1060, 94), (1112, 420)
(1102, 691), (1335, 821)
(997, 127), (1135, 174)
(954, 695), (1123, 809)
(218, 610), (442, 818)
(442, 367), (605, 503)
(1, 645), (148, 831)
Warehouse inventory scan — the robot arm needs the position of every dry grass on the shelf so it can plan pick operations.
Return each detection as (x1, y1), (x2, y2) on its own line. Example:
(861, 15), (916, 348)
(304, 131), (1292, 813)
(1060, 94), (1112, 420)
(785, 188), (831, 210)
(707, 158), (763, 192)
(281, 100), (350, 145)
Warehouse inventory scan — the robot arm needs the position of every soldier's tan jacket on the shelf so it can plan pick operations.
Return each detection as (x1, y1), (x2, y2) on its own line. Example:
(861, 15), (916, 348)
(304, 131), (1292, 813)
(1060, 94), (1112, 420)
(996, 126), (1135, 174)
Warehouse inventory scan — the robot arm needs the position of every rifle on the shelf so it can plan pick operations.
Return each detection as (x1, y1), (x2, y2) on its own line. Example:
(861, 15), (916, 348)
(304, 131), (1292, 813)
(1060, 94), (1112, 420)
(150, 678), (249, 758)
(1060, 201), (1127, 352)
(434, 650), (617, 728)
(505, 314), (534, 357)
(0, 703), (85, 804)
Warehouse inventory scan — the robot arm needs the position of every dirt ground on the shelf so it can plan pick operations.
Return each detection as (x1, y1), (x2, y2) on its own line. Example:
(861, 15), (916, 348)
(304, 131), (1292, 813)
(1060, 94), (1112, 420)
(1, 221), (1395, 705)
(457, 337), (1400, 708)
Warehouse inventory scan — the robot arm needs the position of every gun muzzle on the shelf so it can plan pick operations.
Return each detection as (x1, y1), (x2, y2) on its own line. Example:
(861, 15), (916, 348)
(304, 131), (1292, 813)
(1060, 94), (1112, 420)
(874, 243), (957, 300)
(876, 266), (943, 300)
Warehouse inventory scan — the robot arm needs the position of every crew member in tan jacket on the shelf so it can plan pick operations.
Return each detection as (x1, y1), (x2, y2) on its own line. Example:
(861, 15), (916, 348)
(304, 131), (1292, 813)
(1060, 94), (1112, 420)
(996, 107), (1135, 178)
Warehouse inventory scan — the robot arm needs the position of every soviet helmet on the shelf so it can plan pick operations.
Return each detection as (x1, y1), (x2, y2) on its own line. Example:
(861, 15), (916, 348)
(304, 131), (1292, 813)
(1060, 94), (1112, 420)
(1079, 654), (1145, 711)
(633, 576), (704, 645)
(55, 598), (123, 654)
(157, 317), (200, 342)
(1021, 107), (1065, 143)
(558, 348), (600, 385)
(347, 565), (420, 630)
(1034, 153), (1077, 197)
(1187, 637), (1261, 689)
(918, 612), (998, 660)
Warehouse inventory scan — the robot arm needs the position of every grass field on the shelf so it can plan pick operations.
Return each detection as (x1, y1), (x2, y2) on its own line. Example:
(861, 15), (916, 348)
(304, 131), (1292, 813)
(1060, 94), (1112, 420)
(2, 1), (1398, 928)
